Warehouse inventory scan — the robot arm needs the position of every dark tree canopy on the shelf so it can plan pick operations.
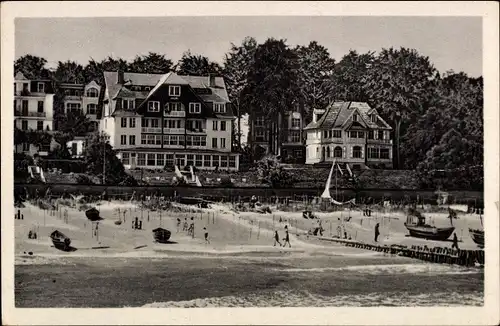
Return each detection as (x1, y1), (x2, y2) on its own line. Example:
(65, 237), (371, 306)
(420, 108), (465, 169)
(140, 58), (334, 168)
(14, 55), (51, 79)
(129, 52), (173, 74)
(176, 50), (222, 76)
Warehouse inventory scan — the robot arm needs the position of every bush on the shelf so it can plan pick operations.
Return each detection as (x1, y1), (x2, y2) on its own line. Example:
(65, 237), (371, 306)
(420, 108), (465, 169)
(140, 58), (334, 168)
(256, 155), (296, 188)
(75, 174), (94, 185)
(219, 176), (234, 187)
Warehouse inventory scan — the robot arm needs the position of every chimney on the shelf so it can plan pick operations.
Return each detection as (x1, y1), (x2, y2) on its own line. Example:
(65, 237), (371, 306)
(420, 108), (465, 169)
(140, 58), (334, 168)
(117, 70), (125, 84)
(208, 74), (216, 87)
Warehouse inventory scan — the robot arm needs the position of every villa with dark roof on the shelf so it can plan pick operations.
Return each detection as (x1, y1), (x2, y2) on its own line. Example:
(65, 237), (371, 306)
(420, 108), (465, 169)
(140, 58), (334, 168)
(304, 101), (393, 169)
(98, 70), (239, 171)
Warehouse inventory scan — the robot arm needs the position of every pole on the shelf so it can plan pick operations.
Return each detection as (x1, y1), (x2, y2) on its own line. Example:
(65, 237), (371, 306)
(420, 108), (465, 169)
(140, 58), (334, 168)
(102, 133), (106, 185)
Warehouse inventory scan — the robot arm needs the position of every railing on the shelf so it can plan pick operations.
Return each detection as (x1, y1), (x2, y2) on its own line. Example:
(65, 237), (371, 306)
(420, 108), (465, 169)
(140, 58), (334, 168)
(164, 111), (186, 117)
(186, 128), (206, 134)
(367, 138), (393, 144)
(14, 110), (46, 117)
(141, 127), (162, 133)
(163, 128), (184, 133)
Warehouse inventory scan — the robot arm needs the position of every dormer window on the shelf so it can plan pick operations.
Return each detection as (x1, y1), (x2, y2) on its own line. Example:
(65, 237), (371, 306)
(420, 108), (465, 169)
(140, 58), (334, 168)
(144, 87), (151, 91)
(37, 82), (45, 93)
(86, 87), (99, 97)
(148, 101), (160, 112)
(169, 85), (181, 97)
(352, 113), (358, 122)
(122, 99), (135, 110)
(189, 103), (201, 114)
(214, 103), (226, 113)
(371, 114), (377, 123)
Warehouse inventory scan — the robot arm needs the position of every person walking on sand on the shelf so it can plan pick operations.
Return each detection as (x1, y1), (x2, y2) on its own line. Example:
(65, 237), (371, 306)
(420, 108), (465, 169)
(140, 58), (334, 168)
(204, 227), (210, 244)
(451, 233), (459, 250)
(374, 223), (380, 242)
(188, 217), (195, 237)
(176, 218), (181, 233)
(273, 230), (282, 247)
(282, 229), (291, 248)
(183, 218), (188, 232)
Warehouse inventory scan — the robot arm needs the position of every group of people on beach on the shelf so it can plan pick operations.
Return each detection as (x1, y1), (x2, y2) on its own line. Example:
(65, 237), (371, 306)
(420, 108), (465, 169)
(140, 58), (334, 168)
(273, 226), (291, 248)
(176, 216), (210, 244)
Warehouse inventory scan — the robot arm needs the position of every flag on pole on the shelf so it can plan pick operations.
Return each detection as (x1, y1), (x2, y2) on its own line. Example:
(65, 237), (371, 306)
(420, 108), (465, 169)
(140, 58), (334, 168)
(337, 164), (344, 176)
(346, 164), (353, 177)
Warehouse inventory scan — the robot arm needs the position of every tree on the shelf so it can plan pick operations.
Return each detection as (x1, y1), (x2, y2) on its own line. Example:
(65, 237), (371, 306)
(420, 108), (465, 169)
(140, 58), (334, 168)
(243, 38), (300, 155)
(176, 50), (222, 76)
(55, 110), (94, 136)
(363, 47), (438, 169)
(129, 52), (173, 74)
(53, 60), (86, 84)
(223, 37), (258, 148)
(82, 133), (137, 185)
(14, 54), (51, 79)
(83, 56), (129, 85)
(294, 41), (336, 121)
(256, 155), (295, 188)
(331, 50), (375, 102)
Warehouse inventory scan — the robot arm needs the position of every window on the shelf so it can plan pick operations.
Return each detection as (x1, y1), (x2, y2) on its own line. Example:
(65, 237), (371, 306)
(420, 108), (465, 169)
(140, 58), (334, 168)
(323, 131), (328, 138)
(37, 101), (44, 113)
(290, 131), (301, 142)
(368, 130), (374, 139)
(121, 135), (127, 145)
(353, 146), (362, 158)
(204, 155), (211, 167)
(22, 120), (28, 130)
(214, 103), (226, 113)
(333, 130), (342, 138)
(141, 119), (149, 127)
(195, 155), (203, 167)
(221, 138), (226, 148)
(37, 82), (45, 93)
(229, 156), (236, 168)
(326, 147), (331, 158)
(157, 154), (165, 166)
(141, 134), (147, 145)
(86, 88), (99, 98)
(255, 129), (265, 142)
(357, 131), (365, 139)
(378, 130), (384, 140)
(23, 143), (30, 151)
(164, 102), (183, 115)
(138, 153), (146, 166)
(371, 114), (377, 123)
(187, 120), (203, 131)
(129, 135), (136, 145)
(169, 85), (181, 96)
(144, 87), (151, 91)
(294, 150), (303, 158)
(368, 147), (380, 159)
(213, 121), (218, 131)
(151, 119), (159, 128)
(212, 155), (220, 167)
(187, 154), (194, 167)
(221, 156), (228, 168)
(334, 146), (343, 158)
(186, 136), (205, 147)
(352, 113), (358, 122)
(221, 121), (227, 131)
(121, 118), (127, 128)
(122, 99), (135, 110)
(292, 118), (301, 128)
(175, 155), (185, 167)
(148, 101), (160, 112)
(147, 154), (156, 166)
(165, 154), (174, 167)
(122, 153), (130, 165)
(37, 121), (43, 130)
(380, 148), (390, 159)
(67, 103), (81, 112)
(189, 103), (201, 113)
(212, 138), (218, 148)
(22, 100), (28, 112)
(87, 104), (97, 115)
(255, 116), (265, 126)
(130, 118), (136, 128)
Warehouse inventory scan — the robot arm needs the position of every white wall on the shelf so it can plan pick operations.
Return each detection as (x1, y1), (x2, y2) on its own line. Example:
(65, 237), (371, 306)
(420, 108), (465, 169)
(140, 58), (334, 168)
(206, 118), (232, 152)
(113, 115), (142, 150)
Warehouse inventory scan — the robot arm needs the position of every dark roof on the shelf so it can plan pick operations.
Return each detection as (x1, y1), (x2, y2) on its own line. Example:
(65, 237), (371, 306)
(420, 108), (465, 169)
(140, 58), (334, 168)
(118, 147), (239, 155)
(304, 101), (392, 130)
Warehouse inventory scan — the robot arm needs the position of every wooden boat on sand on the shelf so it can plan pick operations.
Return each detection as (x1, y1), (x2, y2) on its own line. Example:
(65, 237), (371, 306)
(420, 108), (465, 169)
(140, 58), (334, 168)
(50, 230), (71, 251)
(85, 207), (103, 221)
(404, 209), (455, 241)
(469, 228), (484, 248)
(153, 228), (172, 243)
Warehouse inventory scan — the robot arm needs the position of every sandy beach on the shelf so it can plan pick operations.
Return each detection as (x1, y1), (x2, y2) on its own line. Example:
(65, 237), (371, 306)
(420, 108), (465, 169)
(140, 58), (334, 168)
(14, 199), (484, 307)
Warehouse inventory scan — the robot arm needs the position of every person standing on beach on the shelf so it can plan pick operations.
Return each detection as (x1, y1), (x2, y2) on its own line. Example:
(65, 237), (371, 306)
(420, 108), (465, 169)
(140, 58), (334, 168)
(282, 229), (291, 248)
(273, 230), (282, 247)
(176, 218), (181, 233)
(374, 223), (380, 242)
(183, 218), (188, 232)
(204, 227), (210, 244)
(451, 233), (459, 250)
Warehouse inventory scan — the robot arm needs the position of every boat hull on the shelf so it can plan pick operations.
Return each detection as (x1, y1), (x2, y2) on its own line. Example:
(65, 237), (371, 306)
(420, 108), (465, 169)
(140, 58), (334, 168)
(404, 224), (455, 241)
(153, 228), (172, 243)
(469, 228), (484, 247)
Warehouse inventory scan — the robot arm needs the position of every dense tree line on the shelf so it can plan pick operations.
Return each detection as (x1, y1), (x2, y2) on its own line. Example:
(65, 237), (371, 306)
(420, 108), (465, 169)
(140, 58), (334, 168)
(14, 37), (483, 190)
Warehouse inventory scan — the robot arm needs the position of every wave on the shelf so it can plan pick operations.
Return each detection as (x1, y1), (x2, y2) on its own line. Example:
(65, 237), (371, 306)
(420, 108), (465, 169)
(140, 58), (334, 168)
(142, 290), (483, 307)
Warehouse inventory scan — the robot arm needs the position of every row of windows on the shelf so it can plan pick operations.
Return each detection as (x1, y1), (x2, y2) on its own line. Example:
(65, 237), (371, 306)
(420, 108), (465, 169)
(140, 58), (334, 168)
(15, 100), (45, 113)
(212, 120), (227, 131)
(122, 152), (236, 168)
(321, 146), (390, 159)
(123, 117), (228, 132)
(65, 103), (97, 114)
(62, 87), (99, 97)
(255, 130), (301, 143)
(17, 120), (49, 131)
(367, 147), (390, 159)
(148, 101), (202, 114)
(121, 117), (137, 128)
(133, 134), (228, 149)
(120, 135), (136, 146)
(323, 130), (342, 139)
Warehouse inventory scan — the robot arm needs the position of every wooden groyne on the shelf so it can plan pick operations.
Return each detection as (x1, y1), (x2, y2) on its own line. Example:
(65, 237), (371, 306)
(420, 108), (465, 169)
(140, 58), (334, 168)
(318, 237), (484, 267)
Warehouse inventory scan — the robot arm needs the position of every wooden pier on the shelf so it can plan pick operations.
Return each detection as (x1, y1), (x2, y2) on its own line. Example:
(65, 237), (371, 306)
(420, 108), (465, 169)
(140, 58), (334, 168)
(318, 237), (484, 267)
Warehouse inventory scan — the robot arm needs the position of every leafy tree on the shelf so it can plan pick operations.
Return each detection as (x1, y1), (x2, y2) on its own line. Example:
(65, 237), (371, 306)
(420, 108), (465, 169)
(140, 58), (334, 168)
(14, 153), (34, 179)
(176, 50), (222, 76)
(363, 47), (438, 169)
(331, 50), (375, 102)
(14, 55), (51, 79)
(83, 57), (129, 85)
(82, 133), (137, 185)
(294, 41), (336, 121)
(55, 110), (94, 136)
(53, 60), (86, 84)
(256, 155), (295, 188)
(243, 38), (300, 154)
(129, 52), (173, 74)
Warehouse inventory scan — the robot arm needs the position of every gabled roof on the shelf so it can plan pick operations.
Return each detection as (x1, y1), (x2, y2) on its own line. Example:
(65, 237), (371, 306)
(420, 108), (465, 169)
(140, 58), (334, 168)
(15, 72), (28, 81)
(304, 101), (393, 130)
(139, 72), (189, 104)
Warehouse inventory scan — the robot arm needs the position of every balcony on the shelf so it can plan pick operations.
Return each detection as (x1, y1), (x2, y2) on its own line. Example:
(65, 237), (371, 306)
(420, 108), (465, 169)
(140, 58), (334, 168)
(141, 127), (162, 133)
(164, 110), (186, 117)
(367, 138), (393, 144)
(163, 127), (184, 134)
(15, 110), (46, 118)
(186, 128), (206, 134)
(346, 137), (366, 144)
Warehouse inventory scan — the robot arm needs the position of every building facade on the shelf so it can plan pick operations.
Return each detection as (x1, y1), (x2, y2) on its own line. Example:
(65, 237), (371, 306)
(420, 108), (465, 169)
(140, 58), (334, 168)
(304, 101), (393, 169)
(14, 72), (55, 156)
(58, 81), (101, 130)
(98, 71), (239, 171)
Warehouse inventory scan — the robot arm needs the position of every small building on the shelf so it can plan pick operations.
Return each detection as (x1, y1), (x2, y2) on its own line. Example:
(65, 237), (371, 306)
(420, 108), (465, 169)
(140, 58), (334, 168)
(58, 80), (101, 131)
(304, 101), (393, 169)
(66, 136), (87, 158)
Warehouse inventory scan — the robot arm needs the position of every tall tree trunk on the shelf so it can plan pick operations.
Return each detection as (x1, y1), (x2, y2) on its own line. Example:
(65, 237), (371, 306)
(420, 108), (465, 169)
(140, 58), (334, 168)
(236, 95), (241, 149)
(395, 118), (402, 170)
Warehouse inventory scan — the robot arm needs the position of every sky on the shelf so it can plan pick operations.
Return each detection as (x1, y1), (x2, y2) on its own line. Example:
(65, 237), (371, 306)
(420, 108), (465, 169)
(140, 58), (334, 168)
(15, 16), (482, 77)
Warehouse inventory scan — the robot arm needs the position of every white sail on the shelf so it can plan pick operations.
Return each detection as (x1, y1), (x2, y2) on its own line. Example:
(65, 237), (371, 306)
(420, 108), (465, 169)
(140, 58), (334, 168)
(321, 159), (336, 199)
